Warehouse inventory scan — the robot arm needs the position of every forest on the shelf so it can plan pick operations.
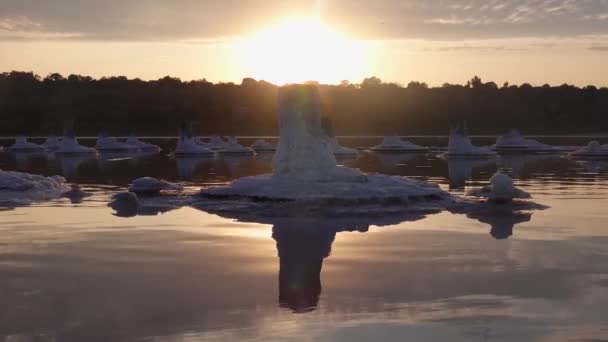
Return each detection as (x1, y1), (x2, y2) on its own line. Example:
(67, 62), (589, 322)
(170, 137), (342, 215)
(1, 71), (607, 136)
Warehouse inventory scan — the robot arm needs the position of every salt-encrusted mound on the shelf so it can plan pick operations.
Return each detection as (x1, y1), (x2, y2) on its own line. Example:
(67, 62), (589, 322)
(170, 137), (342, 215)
(446, 124), (496, 157)
(175, 137), (215, 155)
(0, 170), (70, 206)
(42, 136), (62, 152)
(494, 129), (556, 152)
(202, 85), (450, 204)
(55, 136), (97, 154)
(8, 137), (45, 152)
(467, 171), (531, 202)
(370, 136), (428, 153)
(570, 141), (608, 158)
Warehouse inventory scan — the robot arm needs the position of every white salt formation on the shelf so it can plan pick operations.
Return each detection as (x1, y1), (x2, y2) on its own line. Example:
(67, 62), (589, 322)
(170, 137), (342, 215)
(55, 136), (97, 154)
(494, 129), (556, 152)
(468, 171), (531, 202)
(370, 135), (427, 153)
(7, 136), (45, 152)
(126, 135), (161, 152)
(570, 141), (608, 157)
(42, 136), (62, 152)
(128, 177), (183, 195)
(218, 137), (255, 155)
(446, 124), (496, 157)
(0, 170), (70, 205)
(207, 136), (229, 150)
(96, 135), (140, 153)
(203, 85), (447, 203)
(251, 139), (277, 152)
(175, 126), (215, 155)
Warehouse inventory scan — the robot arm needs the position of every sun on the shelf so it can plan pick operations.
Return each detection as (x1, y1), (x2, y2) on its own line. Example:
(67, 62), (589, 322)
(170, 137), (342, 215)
(238, 17), (368, 85)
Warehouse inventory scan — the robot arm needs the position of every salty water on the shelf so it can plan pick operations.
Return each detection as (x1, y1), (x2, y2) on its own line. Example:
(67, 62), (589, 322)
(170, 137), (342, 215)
(1, 138), (608, 342)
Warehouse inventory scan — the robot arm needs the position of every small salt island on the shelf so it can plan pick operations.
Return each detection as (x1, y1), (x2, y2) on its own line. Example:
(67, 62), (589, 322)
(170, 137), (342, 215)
(369, 135), (428, 153)
(570, 141), (608, 158)
(202, 85), (448, 204)
(493, 129), (556, 153)
(128, 177), (182, 195)
(444, 123), (496, 158)
(0, 169), (70, 206)
(7, 136), (45, 152)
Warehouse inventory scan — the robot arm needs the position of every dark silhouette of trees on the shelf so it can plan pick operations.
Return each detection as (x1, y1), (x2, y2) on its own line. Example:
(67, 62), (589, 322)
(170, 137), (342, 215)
(0, 71), (607, 136)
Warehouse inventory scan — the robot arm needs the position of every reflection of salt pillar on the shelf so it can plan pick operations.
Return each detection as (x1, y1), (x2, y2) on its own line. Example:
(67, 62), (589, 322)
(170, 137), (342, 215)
(272, 224), (335, 313)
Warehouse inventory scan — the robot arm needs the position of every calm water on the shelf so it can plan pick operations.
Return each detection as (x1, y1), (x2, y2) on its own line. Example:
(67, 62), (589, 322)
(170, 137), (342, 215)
(1, 138), (608, 342)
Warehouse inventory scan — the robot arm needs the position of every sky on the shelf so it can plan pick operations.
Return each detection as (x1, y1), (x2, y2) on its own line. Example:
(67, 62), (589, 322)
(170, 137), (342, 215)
(1, 0), (608, 86)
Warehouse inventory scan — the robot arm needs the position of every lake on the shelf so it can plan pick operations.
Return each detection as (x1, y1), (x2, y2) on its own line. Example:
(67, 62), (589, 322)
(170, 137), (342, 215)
(1, 138), (608, 342)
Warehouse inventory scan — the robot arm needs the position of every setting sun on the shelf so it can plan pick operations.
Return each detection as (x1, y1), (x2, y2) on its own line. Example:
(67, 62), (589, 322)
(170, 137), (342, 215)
(238, 17), (368, 85)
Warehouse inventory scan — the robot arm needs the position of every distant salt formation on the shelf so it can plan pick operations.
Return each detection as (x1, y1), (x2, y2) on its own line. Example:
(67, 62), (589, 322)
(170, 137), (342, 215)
(128, 177), (183, 195)
(468, 171), (531, 203)
(494, 129), (556, 153)
(174, 123), (215, 155)
(217, 137), (255, 155)
(445, 123), (496, 157)
(570, 141), (608, 158)
(55, 136), (97, 154)
(126, 135), (161, 153)
(96, 134), (140, 153)
(7, 136), (45, 152)
(251, 139), (277, 152)
(370, 135), (427, 153)
(207, 136), (229, 150)
(42, 136), (62, 152)
(0, 170), (69, 206)
(203, 84), (448, 204)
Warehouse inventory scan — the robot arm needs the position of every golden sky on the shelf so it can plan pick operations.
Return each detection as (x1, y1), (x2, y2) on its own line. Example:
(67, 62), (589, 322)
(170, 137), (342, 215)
(1, 0), (608, 86)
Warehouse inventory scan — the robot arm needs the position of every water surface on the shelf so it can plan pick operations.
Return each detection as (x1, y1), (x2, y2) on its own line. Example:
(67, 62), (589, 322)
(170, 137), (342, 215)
(1, 143), (608, 342)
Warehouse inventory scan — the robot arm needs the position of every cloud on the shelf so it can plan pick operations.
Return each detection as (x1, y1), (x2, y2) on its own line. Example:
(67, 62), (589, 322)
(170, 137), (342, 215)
(0, 0), (607, 41)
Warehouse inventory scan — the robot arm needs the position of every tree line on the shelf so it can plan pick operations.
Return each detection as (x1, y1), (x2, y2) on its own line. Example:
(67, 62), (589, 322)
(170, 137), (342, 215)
(1, 71), (606, 136)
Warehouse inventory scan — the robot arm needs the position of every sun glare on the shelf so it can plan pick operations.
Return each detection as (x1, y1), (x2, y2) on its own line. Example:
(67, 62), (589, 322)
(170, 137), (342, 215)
(239, 17), (368, 85)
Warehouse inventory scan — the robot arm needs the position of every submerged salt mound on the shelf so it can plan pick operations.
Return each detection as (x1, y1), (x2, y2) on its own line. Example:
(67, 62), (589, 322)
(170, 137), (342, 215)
(8, 136), (45, 152)
(494, 129), (556, 152)
(0, 170), (70, 205)
(128, 177), (183, 195)
(570, 141), (608, 157)
(446, 126), (496, 157)
(467, 171), (531, 202)
(370, 136), (427, 152)
(108, 191), (186, 217)
(55, 136), (97, 154)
